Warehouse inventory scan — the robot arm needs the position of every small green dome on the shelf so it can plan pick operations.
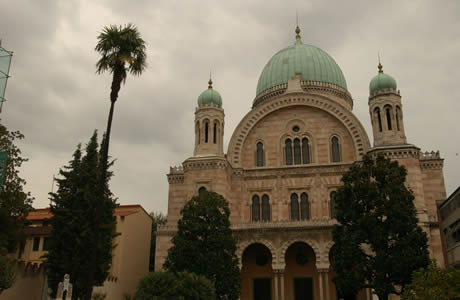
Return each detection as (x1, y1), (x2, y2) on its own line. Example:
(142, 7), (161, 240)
(369, 64), (397, 95)
(197, 79), (222, 107)
(256, 27), (347, 97)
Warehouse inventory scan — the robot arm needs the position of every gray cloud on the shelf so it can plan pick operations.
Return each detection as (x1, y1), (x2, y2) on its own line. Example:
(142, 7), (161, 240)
(1, 0), (459, 213)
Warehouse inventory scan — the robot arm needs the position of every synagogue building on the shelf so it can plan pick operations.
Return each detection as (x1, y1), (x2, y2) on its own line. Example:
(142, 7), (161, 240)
(155, 26), (446, 300)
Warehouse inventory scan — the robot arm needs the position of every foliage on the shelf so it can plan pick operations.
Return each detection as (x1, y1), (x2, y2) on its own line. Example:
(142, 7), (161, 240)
(0, 254), (15, 294)
(0, 122), (33, 253)
(402, 261), (460, 300)
(149, 212), (167, 271)
(332, 155), (430, 300)
(134, 271), (215, 300)
(46, 131), (117, 300)
(0, 122), (33, 294)
(164, 191), (240, 300)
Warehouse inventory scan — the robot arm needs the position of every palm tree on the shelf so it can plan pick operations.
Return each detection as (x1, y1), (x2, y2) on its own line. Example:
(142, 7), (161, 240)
(95, 23), (147, 181)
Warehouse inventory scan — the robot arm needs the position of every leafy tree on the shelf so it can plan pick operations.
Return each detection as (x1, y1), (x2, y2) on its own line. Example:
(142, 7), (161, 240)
(134, 271), (215, 300)
(46, 132), (117, 300)
(0, 122), (33, 293)
(164, 191), (240, 300)
(149, 212), (167, 271)
(402, 261), (460, 300)
(0, 122), (33, 252)
(95, 23), (147, 185)
(332, 155), (430, 300)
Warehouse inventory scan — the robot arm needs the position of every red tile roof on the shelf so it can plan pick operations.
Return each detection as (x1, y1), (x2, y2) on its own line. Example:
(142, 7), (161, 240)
(26, 205), (145, 220)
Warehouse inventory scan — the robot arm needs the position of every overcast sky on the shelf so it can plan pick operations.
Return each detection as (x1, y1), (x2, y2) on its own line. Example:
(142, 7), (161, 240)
(1, 0), (459, 213)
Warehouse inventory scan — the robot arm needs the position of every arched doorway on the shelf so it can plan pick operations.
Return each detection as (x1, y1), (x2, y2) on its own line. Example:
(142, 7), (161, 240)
(241, 243), (274, 300)
(284, 242), (318, 300)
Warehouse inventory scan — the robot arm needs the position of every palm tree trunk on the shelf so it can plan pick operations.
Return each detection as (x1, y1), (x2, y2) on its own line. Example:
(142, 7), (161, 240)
(101, 66), (122, 184)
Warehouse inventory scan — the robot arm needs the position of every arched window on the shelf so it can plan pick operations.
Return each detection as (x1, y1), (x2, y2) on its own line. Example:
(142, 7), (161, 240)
(302, 138), (310, 164)
(290, 193), (299, 221)
(331, 136), (341, 162)
(213, 122), (217, 144)
(396, 106), (401, 131)
(256, 142), (264, 167)
(300, 192), (309, 220)
(294, 138), (301, 165)
(386, 106), (392, 130)
(285, 139), (293, 165)
(261, 194), (270, 221)
(205, 122), (209, 143)
(196, 122), (200, 144)
(330, 191), (337, 218)
(375, 107), (382, 132)
(252, 195), (260, 222)
(198, 186), (207, 195)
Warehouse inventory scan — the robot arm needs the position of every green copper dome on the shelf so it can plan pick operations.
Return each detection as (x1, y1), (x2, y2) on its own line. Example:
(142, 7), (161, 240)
(256, 27), (347, 97)
(197, 79), (222, 107)
(369, 63), (397, 95)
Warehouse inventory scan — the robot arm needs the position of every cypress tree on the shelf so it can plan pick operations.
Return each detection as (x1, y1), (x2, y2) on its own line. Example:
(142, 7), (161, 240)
(47, 131), (117, 300)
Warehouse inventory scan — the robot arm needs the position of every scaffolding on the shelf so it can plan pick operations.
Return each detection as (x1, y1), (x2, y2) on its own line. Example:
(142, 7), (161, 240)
(0, 41), (13, 112)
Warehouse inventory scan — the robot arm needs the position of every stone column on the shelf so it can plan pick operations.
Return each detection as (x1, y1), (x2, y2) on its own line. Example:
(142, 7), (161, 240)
(319, 271), (324, 300)
(318, 268), (331, 300)
(273, 271), (279, 300)
(280, 271), (285, 300)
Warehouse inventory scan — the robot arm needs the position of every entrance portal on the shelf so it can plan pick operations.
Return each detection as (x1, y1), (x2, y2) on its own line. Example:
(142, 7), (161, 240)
(253, 278), (271, 300)
(294, 277), (313, 300)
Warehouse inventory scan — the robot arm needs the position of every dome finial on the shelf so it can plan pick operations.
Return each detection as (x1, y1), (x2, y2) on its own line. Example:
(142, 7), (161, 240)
(295, 12), (302, 44)
(208, 70), (213, 89)
(378, 52), (383, 73)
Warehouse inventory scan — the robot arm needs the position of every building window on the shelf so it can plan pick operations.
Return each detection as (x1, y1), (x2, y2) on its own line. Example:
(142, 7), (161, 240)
(330, 191), (337, 218)
(256, 142), (264, 167)
(290, 193), (299, 221)
(375, 107), (382, 132)
(302, 138), (310, 164)
(32, 237), (40, 251)
(18, 240), (25, 259)
(294, 138), (301, 164)
(385, 106), (392, 130)
(213, 122), (217, 144)
(252, 195), (260, 222)
(196, 122), (200, 144)
(42, 237), (50, 251)
(261, 194), (270, 221)
(198, 186), (207, 195)
(331, 136), (341, 162)
(300, 192), (309, 220)
(285, 137), (312, 165)
(396, 106), (401, 131)
(285, 139), (293, 165)
(205, 122), (209, 143)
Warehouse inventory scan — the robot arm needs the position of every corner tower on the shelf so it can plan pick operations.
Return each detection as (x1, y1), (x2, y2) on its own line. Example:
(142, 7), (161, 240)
(194, 78), (225, 157)
(368, 63), (407, 146)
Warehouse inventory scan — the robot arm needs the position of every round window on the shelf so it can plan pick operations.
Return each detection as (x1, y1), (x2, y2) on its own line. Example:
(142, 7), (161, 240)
(292, 125), (300, 132)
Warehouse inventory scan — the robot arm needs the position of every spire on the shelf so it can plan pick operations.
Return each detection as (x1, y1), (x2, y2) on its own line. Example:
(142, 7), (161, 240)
(208, 70), (213, 89)
(378, 52), (383, 73)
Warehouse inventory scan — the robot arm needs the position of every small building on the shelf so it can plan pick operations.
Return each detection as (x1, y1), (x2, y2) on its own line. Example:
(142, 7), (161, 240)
(439, 187), (460, 268)
(2, 204), (152, 300)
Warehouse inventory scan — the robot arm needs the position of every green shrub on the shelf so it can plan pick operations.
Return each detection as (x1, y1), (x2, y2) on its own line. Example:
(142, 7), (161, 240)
(134, 271), (215, 300)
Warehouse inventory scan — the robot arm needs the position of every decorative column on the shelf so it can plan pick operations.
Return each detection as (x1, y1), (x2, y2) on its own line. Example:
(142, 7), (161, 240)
(319, 270), (324, 300)
(273, 270), (279, 300)
(318, 268), (330, 300)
